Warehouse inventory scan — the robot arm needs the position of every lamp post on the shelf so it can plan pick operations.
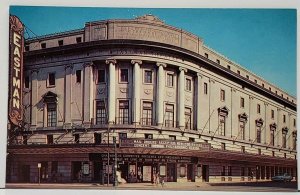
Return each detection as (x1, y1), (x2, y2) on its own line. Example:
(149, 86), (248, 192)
(113, 136), (118, 187)
(37, 163), (41, 184)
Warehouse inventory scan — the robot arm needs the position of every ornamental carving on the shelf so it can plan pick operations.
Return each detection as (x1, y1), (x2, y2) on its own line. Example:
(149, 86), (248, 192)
(97, 88), (106, 95)
(144, 89), (152, 95)
(166, 91), (174, 97)
(185, 96), (192, 102)
(120, 88), (129, 94)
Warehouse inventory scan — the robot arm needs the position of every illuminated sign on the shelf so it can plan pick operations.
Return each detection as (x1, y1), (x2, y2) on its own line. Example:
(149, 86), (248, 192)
(119, 138), (211, 151)
(9, 15), (24, 127)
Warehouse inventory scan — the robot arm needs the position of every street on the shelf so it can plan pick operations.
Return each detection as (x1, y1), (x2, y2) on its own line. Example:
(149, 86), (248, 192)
(5, 181), (298, 192)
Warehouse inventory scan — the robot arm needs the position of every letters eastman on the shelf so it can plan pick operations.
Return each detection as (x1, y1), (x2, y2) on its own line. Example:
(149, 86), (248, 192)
(9, 15), (24, 127)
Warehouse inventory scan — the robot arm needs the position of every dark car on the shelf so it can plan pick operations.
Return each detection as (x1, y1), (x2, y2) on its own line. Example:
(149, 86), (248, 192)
(271, 173), (292, 182)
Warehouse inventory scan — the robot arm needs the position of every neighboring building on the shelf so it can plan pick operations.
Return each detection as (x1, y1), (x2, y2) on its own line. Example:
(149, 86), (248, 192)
(7, 15), (297, 184)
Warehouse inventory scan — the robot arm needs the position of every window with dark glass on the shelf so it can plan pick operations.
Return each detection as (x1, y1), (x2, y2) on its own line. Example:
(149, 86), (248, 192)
(51, 161), (58, 174)
(96, 101), (106, 124)
(284, 153), (286, 158)
(216, 59), (220, 64)
(142, 102), (153, 125)
(58, 40), (63, 46)
(282, 131), (287, 148)
(270, 128), (275, 146)
(271, 110), (274, 119)
(239, 121), (245, 140)
(257, 104), (261, 114)
(25, 76), (30, 88)
(283, 115), (286, 123)
(185, 78), (192, 91)
(220, 89), (225, 101)
(258, 149), (261, 155)
(76, 70), (81, 83)
(145, 134), (153, 139)
(25, 44), (29, 51)
(254, 79), (257, 83)
(240, 97), (244, 108)
(165, 104), (174, 127)
(228, 166), (232, 176)
(241, 146), (245, 153)
(262, 83), (265, 88)
(169, 135), (176, 140)
(227, 65), (231, 70)
(97, 69), (105, 83)
(237, 70), (240, 75)
(48, 73), (55, 86)
(166, 73), (174, 87)
(221, 143), (226, 150)
(256, 125), (261, 143)
(94, 133), (101, 144)
(118, 100), (129, 124)
(241, 167), (245, 176)
(272, 151), (275, 157)
(221, 166), (226, 176)
(269, 87), (272, 91)
(120, 69), (128, 82)
(293, 133), (297, 150)
(41, 42), (46, 49)
(204, 82), (208, 95)
(23, 135), (27, 145)
(47, 135), (53, 144)
(144, 70), (152, 83)
(74, 134), (80, 144)
(76, 37), (82, 43)
(119, 133), (127, 139)
(219, 115), (226, 136)
(294, 119), (296, 127)
(189, 137), (195, 142)
(246, 75), (249, 79)
(185, 107), (192, 130)
(205, 53), (208, 58)
(47, 103), (57, 127)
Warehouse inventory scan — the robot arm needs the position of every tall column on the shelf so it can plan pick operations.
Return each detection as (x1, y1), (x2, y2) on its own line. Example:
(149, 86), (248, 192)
(30, 69), (38, 129)
(131, 60), (142, 125)
(106, 59), (117, 124)
(178, 67), (187, 129)
(156, 62), (166, 126)
(64, 64), (73, 128)
(83, 62), (93, 126)
(196, 73), (202, 130)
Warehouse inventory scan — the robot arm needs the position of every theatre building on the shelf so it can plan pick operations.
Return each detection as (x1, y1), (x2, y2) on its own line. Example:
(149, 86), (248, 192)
(6, 15), (297, 184)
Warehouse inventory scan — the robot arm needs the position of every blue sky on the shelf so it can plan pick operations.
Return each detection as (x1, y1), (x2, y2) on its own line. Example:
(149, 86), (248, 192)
(10, 6), (297, 96)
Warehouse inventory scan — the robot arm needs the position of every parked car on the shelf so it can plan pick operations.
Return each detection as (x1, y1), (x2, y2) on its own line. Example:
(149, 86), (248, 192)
(271, 173), (292, 182)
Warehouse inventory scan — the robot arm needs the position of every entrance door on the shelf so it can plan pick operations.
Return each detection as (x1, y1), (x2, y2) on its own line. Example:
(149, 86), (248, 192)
(143, 166), (152, 182)
(202, 165), (209, 182)
(20, 165), (30, 182)
(167, 163), (176, 182)
(72, 161), (82, 182)
(93, 161), (102, 183)
(119, 163), (128, 183)
(256, 165), (260, 180)
(187, 164), (195, 182)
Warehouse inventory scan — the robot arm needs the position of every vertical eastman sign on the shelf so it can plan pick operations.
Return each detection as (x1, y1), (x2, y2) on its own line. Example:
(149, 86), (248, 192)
(9, 15), (24, 127)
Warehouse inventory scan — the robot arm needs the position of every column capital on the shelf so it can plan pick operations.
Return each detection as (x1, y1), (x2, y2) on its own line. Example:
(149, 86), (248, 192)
(209, 78), (215, 84)
(83, 61), (94, 68)
(264, 102), (269, 106)
(197, 73), (203, 78)
(179, 67), (187, 72)
(156, 62), (167, 68)
(131, 60), (142, 65)
(65, 64), (73, 70)
(105, 59), (117, 65)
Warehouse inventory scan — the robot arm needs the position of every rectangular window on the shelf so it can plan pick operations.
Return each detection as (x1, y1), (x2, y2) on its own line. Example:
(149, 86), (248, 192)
(169, 135), (176, 140)
(142, 102), (153, 126)
(270, 129), (275, 146)
(269, 87), (272, 91)
(165, 104), (174, 127)
(97, 69), (105, 83)
(119, 133), (127, 139)
(204, 82), (208, 95)
(272, 151), (275, 157)
(185, 78), (192, 91)
(118, 100), (129, 124)
(221, 143), (226, 150)
(145, 134), (153, 139)
(47, 135), (53, 144)
(48, 73), (55, 86)
(255, 79), (257, 83)
(262, 83), (265, 88)
(228, 166), (232, 176)
(246, 75), (249, 79)
(216, 59), (220, 64)
(283, 115), (286, 123)
(96, 101), (106, 124)
(74, 134), (80, 144)
(257, 104), (261, 114)
(282, 131), (287, 148)
(256, 126), (261, 143)
(24, 76), (30, 88)
(293, 135), (296, 150)
(120, 69), (129, 82)
(219, 115), (226, 136)
(271, 110), (274, 119)
(41, 42), (46, 49)
(185, 107), (192, 130)
(76, 70), (81, 83)
(189, 137), (195, 142)
(241, 146), (245, 153)
(294, 119), (296, 127)
(166, 73), (174, 87)
(220, 89), (225, 101)
(258, 149), (261, 155)
(240, 97), (245, 108)
(205, 53), (208, 58)
(25, 44), (29, 51)
(47, 103), (57, 127)
(221, 166), (226, 176)
(144, 70), (153, 83)
(76, 37), (82, 43)
(94, 133), (101, 144)
(58, 40), (63, 46)
(237, 70), (240, 75)
(227, 65), (231, 70)
(239, 121), (245, 140)
(23, 135), (27, 145)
